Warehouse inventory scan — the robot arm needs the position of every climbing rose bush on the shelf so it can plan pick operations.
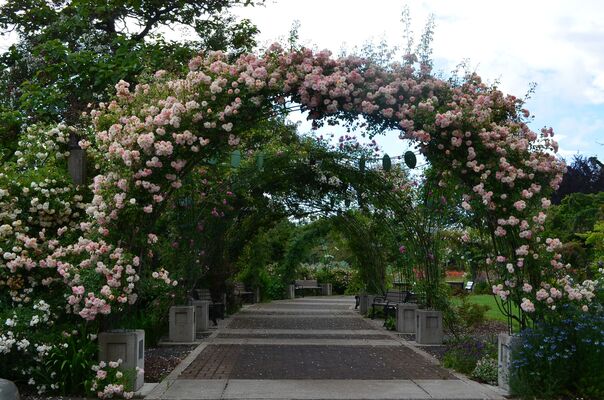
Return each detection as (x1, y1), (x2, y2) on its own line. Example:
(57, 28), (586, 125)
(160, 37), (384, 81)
(0, 44), (599, 395)
(83, 45), (592, 321)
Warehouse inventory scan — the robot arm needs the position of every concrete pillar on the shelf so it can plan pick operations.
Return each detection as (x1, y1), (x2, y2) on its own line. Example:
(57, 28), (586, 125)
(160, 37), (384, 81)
(254, 287), (261, 303)
(396, 303), (418, 333)
(359, 294), (375, 315)
(191, 300), (211, 332)
(320, 283), (332, 296)
(498, 333), (519, 392)
(415, 309), (443, 344)
(287, 284), (295, 299)
(98, 330), (145, 391)
(169, 306), (196, 342)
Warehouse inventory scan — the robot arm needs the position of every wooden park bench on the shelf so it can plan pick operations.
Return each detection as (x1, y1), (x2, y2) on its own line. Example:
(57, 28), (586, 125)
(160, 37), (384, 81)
(234, 282), (255, 304)
(371, 290), (411, 319)
(294, 279), (322, 297)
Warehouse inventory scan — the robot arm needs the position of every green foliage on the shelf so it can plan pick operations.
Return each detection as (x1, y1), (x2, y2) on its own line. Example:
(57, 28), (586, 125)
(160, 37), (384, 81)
(296, 261), (354, 294)
(546, 192), (604, 242)
(471, 356), (498, 385)
(455, 295), (489, 329)
(35, 327), (98, 395)
(510, 305), (604, 399)
(384, 315), (396, 330)
(472, 281), (491, 295)
(0, 0), (262, 156)
(443, 336), (495, 375)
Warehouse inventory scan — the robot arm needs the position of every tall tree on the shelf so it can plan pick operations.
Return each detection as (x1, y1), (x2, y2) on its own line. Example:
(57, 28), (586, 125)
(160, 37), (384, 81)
(552, 155), (604, 204)
(0, 0), (262, 160)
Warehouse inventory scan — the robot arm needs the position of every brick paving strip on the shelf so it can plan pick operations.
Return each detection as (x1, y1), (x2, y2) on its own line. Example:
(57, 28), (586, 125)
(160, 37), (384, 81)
(145, 296), (506, 400)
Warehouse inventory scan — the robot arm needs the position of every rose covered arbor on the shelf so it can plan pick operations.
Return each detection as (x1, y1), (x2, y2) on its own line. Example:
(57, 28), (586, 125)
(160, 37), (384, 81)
(83, 44), (587, 321)
(1, 44), (599, 397)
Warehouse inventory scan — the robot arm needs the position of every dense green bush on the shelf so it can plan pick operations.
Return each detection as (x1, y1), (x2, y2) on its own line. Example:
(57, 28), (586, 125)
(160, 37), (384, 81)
(443, 336), (495, 375)
(384, 315), (396, 330)
(472, 281), (491, 295)
(456, 296), (489, 329)
(510, 304), (604, 399)
(297, 261), (354, 294)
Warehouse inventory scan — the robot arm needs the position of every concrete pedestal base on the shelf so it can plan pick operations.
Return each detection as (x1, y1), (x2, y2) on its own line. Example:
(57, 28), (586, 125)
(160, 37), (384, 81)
(396, 303), (418, 333)
(359, 294), (376, 315)
(287, 284), (295, 299)
(320, 283), (333, 296)
(191, 300), (211, 332)
(498, 333), (519, 392)
(415, 310), (443, 344)
(98, 330), (145, 391)
(169, 306), (196, 342)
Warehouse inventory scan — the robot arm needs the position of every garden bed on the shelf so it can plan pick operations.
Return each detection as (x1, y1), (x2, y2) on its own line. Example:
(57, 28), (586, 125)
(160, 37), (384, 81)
(144, 345), (197, 383)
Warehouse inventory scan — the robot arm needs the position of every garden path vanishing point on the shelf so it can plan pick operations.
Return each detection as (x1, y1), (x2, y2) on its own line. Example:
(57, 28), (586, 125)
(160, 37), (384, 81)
(145, 296), (505, 400)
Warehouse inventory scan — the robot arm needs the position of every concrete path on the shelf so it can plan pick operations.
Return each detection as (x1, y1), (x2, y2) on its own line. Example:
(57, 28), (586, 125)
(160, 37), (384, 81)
(146, 296), (504, 400)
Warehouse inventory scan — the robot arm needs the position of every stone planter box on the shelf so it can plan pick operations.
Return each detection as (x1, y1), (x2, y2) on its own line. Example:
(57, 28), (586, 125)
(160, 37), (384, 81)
(169, 306), (196, 342)
(98, 329), (144, 391)
(498, 332), (519, 392)
(287, 284), (295, 299)
(396, 303), (418, 333)
(191, 300), (211, 332)
(320, 283), (332, 296)
(359, 294), (376, 315)
(415, 309), (443, 344)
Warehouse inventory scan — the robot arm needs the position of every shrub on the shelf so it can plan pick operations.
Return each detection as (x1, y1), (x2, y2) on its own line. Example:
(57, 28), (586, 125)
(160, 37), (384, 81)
(510, 305), (604, 399)
(456, 296), (489, 329)
(473, 281), (491, 295)
(443, 337), (494, 375)
(471, 356), (498, 385)
(384, 315), (396, 330)
(34, 327), (98, 395)
(297, 261), (354, 294)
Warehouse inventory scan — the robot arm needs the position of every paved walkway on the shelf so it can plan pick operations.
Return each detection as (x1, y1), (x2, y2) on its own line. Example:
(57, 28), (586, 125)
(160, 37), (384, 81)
(146, 296), (504, 400)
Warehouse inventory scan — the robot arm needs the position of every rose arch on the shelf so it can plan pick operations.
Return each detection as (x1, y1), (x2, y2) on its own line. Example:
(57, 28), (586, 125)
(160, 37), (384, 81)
(4, 44), (595, 334)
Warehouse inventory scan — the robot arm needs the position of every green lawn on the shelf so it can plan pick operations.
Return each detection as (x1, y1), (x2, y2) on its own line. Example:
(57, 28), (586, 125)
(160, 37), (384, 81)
(452, 294), (518, 324)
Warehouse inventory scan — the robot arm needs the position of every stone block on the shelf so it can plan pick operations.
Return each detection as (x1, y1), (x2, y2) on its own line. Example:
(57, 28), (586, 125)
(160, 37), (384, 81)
(191, 300), (211, 332)
(0, 378), (19, 400)
(396, 303), (418, 333)
(415, 309), (443, 344)
(498, 332), (519, 392)
(98, 329), (145, 391)
(169, 306), (196, 342)
(359, 294), (376, 315)
(287, 284), (295, 299)
(320, 283), (332, 296)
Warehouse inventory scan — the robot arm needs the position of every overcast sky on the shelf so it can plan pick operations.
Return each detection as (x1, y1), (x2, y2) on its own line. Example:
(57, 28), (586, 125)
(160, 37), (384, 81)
(233, 0), (604, 161)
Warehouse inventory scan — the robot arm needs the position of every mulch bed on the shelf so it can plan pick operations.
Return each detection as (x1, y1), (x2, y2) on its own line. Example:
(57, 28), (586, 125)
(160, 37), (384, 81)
(145, 345), (197, 383)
